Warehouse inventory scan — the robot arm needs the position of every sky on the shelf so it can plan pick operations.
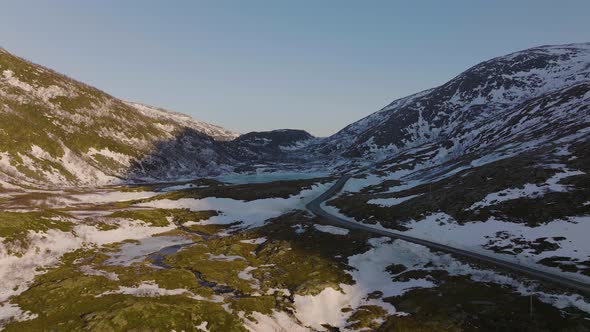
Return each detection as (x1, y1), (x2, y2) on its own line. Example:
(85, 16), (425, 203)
(1, 1), (589, 136)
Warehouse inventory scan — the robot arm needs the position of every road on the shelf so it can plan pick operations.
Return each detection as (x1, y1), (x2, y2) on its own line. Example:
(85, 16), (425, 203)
(306, 175), (590, 295)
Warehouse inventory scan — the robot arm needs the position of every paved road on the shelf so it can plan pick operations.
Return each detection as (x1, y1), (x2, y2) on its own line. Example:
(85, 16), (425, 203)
(306, 175), (590, 295)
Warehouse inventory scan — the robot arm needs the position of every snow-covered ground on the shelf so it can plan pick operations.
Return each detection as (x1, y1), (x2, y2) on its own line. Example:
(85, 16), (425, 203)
(368, 194), (422, 207)
(291, 237), (590, 331)
(313, 224), (350, 236)
(403, 214), (590, 282)
(137, 182), (332, 229)
(0, 219), (177, 303)
(1, 172), (588, 330)
(322, 200), (590, 284)
(97, 280), (221, 302)
(243, 310), (309, 332)
(468, 168), (584, 210)
(32, 190), (161, 208)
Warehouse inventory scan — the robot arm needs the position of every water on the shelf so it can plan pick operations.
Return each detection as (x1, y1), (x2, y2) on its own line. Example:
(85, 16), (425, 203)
(148, 243), (246, 296)
(215, 171), (330, 184)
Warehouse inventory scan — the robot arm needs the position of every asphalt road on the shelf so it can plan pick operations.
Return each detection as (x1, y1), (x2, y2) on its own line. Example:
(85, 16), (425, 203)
(306, 175), (590, 295)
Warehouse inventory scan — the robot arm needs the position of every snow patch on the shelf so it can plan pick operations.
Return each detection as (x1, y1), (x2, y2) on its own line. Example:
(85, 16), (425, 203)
(106, 235), (192, 266)
(313, 224), (349, 236)
(368, 194), (422, 207)
(138, 182), (331, 229)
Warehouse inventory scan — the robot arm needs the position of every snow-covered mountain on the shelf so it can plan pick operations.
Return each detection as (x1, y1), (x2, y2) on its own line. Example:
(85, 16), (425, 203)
(2, 43), (589, 189)
(316, 43), (590, 164)
(318, 43), (590, 280)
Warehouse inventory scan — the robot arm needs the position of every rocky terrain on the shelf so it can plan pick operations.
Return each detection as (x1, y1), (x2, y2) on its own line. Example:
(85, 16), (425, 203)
(0, 43), (589, 331)
(1, 179), (588, 331)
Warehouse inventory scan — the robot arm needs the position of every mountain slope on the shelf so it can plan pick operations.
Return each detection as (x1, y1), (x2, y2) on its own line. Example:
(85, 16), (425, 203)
(0, 48), (239, 188)
(317, 43), (590, 162)
(2, 43), (589, 189)
(125, 102), (239, 141)
(230, 129), (316, 162)
(318, 43), (590, 281)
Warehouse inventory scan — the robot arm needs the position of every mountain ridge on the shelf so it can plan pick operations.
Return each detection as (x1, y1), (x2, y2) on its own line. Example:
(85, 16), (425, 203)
(0, 48), (242, 188)
(315, 42), (590, 165)
(1, 43), (590, 188)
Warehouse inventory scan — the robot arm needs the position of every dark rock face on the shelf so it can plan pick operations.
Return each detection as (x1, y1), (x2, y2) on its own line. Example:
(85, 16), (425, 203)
(234, 129), (314, 150)
(126, 129), (318, 181)
(228, 129), (316, 162)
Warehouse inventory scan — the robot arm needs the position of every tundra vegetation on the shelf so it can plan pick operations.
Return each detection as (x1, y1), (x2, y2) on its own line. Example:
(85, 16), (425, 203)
(0, 178), (588, 331)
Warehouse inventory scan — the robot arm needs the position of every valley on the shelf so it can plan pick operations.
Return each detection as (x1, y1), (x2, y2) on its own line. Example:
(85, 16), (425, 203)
(1, 42), (590, 330)
(1, 178), (589, 331)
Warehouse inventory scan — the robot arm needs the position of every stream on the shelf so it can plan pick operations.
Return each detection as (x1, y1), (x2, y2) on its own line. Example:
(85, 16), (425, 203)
(146, 227), (250, 298)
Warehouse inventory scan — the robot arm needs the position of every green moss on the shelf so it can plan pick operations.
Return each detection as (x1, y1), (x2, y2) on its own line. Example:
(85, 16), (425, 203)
(8, 290), (244, 332)
(346, 305), (389, 330)
(106, 208), (217, 227)
(381, 273), (590, 331)
(230, 296), (277, 315)
(103, 264), (215, 299)
(4, 247), (245, 331)
(165, 243), (254, 294)
(0, 50), (200, 185)
(0, 211), (74, 252)
(149, 177), (333, 202)
(252, 240), (353, 295)
(92, 154), (126, 173)
(95, 222), (119, 231)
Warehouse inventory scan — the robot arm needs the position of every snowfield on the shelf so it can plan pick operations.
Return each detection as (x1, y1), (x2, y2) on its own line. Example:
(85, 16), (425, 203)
(137, 182), (332, 229)
(368, 194), (422, 207)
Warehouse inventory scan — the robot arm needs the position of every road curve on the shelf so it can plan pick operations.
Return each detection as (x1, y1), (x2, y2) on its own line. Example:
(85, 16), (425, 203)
(306, 175), (590, 295)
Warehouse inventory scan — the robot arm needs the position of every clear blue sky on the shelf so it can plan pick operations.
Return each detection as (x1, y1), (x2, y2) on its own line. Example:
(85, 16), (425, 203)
(2, 1), (589, 136)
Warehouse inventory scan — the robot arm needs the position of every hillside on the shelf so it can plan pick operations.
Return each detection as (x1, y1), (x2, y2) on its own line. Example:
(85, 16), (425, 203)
(0, 48), (240, 188)
(317, 43), (590, 163)
(318, 43), (590, 282)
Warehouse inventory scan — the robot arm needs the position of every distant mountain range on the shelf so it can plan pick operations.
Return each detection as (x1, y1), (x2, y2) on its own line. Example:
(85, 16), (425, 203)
(1, 43), (589, 188)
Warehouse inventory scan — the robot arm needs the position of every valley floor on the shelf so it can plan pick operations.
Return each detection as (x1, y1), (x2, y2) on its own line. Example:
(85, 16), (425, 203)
(0, 175), (589, 331)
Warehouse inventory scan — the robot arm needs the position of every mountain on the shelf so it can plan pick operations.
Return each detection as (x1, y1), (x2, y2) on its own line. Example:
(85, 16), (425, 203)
(125, 102), (238, 142)
(0, 48), (240, 188)
(230, 129), (316, 162)
(317, 43), (590, 165)
(235, 129), (314, 150)
(2, 43), (589, 189)
(318, 43), (590, 280)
